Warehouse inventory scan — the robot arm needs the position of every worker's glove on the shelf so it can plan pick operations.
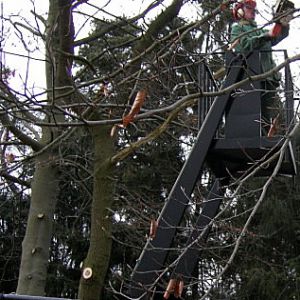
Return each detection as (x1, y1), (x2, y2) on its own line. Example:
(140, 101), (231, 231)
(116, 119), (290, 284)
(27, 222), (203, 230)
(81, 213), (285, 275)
(280, 14), (293, 26)
(269, 23), (282, 37)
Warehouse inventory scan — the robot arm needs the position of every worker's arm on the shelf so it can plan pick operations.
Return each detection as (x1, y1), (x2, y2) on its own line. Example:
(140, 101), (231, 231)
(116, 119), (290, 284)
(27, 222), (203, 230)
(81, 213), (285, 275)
(231, 24), (269, 52)
(270, 23), (289, 46)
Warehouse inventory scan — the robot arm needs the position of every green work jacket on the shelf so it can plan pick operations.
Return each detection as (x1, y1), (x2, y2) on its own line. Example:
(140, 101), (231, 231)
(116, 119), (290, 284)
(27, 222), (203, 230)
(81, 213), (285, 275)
(230, 20), (289, 83)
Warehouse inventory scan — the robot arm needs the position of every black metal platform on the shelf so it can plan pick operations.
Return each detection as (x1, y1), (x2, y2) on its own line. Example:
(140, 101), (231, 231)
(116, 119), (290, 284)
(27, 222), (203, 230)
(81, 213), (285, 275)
(128, 50), (297, 299)
(209, 136), (296, 178)
(205, 51), (297, 178)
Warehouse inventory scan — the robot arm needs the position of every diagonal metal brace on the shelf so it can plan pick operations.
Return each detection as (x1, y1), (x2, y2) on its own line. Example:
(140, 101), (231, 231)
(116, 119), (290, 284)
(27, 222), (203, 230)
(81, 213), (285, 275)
(171, 179), (223, 282)
(129, 57), (245, 299)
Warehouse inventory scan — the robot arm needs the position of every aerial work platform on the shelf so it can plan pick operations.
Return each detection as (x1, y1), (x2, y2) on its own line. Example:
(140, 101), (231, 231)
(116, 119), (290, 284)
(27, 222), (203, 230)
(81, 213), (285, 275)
(128, 50), (297, 299)
(207, 51), (296, 179)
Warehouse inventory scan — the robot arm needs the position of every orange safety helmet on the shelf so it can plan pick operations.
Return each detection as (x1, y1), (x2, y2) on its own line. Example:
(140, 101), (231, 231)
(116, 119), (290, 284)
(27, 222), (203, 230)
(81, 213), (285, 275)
(232, 0), (257, 20)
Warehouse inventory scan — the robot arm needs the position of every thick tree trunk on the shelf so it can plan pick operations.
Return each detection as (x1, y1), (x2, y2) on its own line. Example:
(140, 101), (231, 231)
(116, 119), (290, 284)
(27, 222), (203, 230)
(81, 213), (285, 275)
(16, 150), (59, 295)
(16, 0), (74, 295)
(78, 2), (184, 299)
(78, 126), (115, 300)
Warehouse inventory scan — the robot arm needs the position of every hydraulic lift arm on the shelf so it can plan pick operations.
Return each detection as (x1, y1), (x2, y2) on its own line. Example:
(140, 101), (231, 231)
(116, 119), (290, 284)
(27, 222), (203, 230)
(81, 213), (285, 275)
(129, 56), (245, 299)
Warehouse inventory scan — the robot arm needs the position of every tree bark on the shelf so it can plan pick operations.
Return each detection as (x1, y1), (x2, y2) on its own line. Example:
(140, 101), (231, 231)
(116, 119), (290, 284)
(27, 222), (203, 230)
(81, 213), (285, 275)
(78, 1), (184, 299)
(17, 0), (74, 294)
(78, 126), (115, 300)
(16, 150), (60, 295)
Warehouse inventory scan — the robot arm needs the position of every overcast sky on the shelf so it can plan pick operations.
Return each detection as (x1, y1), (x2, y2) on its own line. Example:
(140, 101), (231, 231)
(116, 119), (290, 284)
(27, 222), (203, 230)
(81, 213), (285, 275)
(2, 0), (175, 90)
(1, 0), (299, 91)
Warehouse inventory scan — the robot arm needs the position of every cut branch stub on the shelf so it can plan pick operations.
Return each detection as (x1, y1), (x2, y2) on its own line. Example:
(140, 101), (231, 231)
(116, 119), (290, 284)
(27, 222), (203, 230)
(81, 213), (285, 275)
(82, 267), (93, 280)
(37, 213), (45, 219)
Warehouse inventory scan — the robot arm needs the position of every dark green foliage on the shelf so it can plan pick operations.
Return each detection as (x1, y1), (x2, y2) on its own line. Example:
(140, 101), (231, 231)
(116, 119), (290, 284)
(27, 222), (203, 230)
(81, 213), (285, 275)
(44, 130), (93, 298)
(234, 177), (300, 299)
(105, 132), (185, 296)
(203, 175), (300, 299)
(0, 190), (29, 293)
(0, 134), (93, 297)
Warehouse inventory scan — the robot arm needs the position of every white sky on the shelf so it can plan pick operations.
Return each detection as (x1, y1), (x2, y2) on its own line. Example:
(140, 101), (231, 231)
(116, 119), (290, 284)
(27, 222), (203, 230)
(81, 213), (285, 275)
(1, 0), (176, 90)
(1, 0), (299, 92)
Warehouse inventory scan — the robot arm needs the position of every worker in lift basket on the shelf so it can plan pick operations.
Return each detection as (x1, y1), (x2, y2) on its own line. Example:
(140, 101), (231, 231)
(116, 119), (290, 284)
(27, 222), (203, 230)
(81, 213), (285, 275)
(230, 0), (292, 135)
